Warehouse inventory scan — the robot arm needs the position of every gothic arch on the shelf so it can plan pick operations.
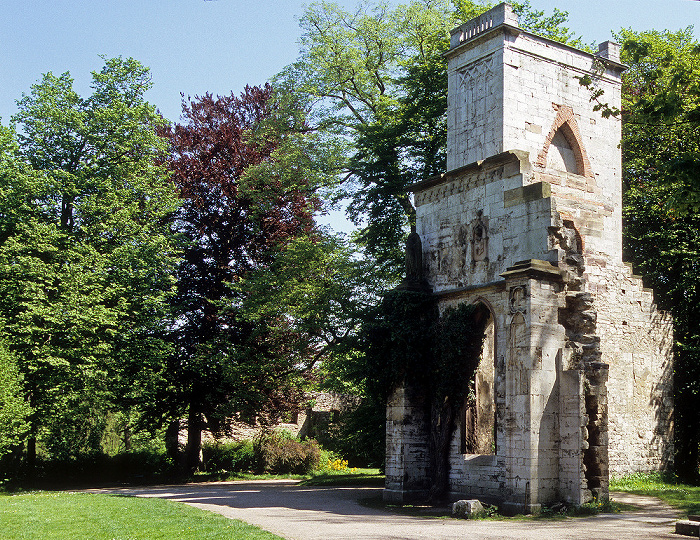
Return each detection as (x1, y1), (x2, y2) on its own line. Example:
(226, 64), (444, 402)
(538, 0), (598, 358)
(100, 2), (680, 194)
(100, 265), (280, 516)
(536, 104), (594, 179)
(461, 299), (497, 455)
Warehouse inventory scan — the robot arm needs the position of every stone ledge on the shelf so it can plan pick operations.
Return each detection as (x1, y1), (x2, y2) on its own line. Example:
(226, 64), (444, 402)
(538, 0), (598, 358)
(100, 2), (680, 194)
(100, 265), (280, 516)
(675, 519), (700, 537)
(504, 181), (551, 208)
(501, 501), (541, 516)
(500, 259), (564, 282)
(410, 150), (530, 192)
(433, 279), (506, 299)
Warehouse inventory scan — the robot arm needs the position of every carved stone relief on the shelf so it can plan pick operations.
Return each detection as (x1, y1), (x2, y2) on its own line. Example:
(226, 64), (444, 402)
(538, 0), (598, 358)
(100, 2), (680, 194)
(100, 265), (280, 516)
(509, 285), (527, 314)
(471, 211), (489, 264)
(458, 55), (497, 159)
(508, 311), (528, 396)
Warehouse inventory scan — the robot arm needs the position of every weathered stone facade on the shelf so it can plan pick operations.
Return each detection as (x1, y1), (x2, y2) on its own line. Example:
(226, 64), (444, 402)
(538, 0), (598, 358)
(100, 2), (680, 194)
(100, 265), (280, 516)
(181, 392), (360, 445)
(384, 3), (673, 511)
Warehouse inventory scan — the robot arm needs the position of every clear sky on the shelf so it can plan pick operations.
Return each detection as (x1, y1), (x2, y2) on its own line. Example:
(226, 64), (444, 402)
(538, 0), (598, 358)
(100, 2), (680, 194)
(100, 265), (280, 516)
(1, 0), (698, 124)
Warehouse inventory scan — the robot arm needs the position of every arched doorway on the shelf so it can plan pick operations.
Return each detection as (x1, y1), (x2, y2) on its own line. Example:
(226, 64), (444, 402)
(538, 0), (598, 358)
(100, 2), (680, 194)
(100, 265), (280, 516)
(462, 302), (496, 455)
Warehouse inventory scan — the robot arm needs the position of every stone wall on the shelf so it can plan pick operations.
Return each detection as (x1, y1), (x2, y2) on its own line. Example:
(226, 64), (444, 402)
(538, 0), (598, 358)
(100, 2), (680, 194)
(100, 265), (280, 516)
(385, 384), (431, 502)
(180, 392), (360, 446)
(385, 2), (673, 510)
(596, 266), (674, 474)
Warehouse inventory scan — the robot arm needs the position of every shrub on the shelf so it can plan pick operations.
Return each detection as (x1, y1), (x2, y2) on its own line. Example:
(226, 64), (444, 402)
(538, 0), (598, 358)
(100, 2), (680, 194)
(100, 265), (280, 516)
(22, 449), (175, 488)
(202, 440), (255, 473)
(254, 432), (321, 474)
(0, 343), (30, 462)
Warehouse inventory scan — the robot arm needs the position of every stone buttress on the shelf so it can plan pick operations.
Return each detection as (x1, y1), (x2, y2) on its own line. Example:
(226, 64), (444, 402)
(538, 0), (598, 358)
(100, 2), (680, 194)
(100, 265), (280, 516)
(384, 3), (673, 511)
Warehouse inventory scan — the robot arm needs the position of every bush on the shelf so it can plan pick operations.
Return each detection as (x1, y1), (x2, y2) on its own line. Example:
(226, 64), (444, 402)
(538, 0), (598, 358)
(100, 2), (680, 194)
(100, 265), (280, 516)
(202, 440), (255, 473)
(0, 343), (30, 463)
(16, 449), (175, 488)
(319, 398), (385, 468)
(254, 432), (321, 474)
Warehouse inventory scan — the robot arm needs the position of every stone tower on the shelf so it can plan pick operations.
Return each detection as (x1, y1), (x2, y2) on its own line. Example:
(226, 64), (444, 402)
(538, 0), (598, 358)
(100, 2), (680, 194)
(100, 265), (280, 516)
(384, 3), (673, 512)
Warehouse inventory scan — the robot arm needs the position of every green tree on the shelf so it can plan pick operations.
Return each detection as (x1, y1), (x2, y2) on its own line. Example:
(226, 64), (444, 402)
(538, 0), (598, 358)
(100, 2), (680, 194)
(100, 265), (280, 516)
(0, 340), (30, 467)
(0, 58), (180, 465)
(618, 28), (700, 213)
(618, 28), (700, 480)
(158, 85), (346, 470)
(238, 234), (378, 375)
(281, 0), (589, 278)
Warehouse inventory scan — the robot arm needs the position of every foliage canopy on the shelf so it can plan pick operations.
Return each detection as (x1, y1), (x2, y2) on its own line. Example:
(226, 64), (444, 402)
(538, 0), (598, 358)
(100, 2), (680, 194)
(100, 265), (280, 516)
(0, 57), (180, 463)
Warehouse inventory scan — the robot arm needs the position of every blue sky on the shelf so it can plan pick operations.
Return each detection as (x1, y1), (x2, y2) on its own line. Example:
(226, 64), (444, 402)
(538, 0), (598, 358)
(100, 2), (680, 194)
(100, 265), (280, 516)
(1, 1), (697, 124)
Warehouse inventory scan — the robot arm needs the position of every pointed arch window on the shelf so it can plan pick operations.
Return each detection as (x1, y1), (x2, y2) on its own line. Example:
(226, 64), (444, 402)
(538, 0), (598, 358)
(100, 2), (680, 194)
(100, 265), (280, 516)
(536, 105), (594, 179)
(461, 303), (496, 455)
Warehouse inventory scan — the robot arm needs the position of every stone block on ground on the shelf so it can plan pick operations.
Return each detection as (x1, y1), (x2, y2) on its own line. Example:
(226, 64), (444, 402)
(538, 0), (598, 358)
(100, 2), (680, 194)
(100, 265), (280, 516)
(452, 499), (484, 517)
(675, 520), (700, 537)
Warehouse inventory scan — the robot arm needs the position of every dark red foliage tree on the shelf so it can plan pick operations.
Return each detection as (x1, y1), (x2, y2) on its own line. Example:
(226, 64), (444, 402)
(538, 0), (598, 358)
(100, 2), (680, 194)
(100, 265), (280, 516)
(158, 84), (319, 470)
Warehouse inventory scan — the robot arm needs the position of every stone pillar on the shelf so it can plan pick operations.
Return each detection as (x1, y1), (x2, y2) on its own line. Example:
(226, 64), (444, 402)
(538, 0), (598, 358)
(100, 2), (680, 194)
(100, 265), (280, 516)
(500, 259), (565, 514)
(384, 384), (431, 502)
(557, 348), (587, 504)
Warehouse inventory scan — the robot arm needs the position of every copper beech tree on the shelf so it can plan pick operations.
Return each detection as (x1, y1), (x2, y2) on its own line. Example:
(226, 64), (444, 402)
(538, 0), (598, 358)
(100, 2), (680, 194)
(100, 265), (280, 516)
(159, 85), (322, 470)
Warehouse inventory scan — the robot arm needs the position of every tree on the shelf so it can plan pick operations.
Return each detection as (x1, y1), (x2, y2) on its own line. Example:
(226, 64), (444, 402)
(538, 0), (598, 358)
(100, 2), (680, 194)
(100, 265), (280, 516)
(278, 0), (456, 277)
(280, 0), (590, 278)
(237, 233), (379, 377)
(617, 28), (700, 480)
(0, 341), (30, 474)
(0, 57), (180, 465)
(618, 28), (700, 213)
(158, 85), (341, 470)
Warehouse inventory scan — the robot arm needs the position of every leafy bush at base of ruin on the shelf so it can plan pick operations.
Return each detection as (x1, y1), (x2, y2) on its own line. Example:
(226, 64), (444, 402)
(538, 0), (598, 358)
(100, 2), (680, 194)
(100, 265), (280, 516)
(2, 450), (176, 489)
(202, 433), (323, 476)
(202, 440), (255, 474)
(253, 432), (321, 475)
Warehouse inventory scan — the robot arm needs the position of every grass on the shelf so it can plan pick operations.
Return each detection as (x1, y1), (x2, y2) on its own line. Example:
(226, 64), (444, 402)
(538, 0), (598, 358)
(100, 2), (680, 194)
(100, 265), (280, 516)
(0, 491), (282, 540)
(192, 471), (308, 482)
(300, 468), (384, 487)
(611, 472), (700, 516)
(190, 467), (384, 486)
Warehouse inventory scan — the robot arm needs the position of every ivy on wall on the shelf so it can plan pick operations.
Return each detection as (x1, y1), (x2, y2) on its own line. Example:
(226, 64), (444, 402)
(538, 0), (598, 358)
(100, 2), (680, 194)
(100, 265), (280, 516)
(362, 288), (488, 499)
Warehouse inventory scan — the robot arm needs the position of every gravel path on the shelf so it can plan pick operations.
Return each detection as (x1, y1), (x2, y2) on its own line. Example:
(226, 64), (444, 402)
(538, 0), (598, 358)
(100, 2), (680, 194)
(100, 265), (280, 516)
(88, 481), (682, 539)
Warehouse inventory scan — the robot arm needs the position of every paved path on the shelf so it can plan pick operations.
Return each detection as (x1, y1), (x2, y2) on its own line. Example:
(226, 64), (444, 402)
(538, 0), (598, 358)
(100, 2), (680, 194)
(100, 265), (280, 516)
(88, 481), (682, 539)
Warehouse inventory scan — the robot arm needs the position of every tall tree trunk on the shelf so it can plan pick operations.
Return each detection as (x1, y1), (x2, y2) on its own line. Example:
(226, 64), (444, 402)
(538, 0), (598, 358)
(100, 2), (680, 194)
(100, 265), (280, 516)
(185, 404), (202, 473)
(165, 418), (181, 464)
(26, 436), (36, 479)
(122, 424), (132, 452)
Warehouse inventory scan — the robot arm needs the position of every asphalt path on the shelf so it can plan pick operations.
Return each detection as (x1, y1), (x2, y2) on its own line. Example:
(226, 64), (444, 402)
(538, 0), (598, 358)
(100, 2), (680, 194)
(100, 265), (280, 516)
(88, 480), (682, 539)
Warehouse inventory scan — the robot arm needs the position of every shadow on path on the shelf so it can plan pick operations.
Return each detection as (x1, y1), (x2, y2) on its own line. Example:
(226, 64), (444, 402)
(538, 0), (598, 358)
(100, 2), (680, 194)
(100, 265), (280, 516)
(85, 481), (681, 540)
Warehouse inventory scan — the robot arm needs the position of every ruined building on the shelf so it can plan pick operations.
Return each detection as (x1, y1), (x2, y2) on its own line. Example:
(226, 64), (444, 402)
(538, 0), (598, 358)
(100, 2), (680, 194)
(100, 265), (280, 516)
(384, 3), (674, 512)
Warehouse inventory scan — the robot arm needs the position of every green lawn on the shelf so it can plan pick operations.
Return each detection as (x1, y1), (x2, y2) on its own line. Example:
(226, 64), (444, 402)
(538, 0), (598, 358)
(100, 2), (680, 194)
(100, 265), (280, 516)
(611, 472), (700, 516)
(300, 468), (384, 486)
(0, 491), (282, 540)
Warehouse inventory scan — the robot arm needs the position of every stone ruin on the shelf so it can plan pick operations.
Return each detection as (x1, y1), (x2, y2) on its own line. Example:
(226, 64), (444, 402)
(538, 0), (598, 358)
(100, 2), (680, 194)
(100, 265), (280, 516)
(384, 3), (674, 513)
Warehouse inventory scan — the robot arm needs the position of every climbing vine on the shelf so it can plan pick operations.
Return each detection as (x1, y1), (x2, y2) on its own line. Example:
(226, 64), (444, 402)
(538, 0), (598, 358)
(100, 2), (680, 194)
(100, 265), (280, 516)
(363, 289), (488, 499)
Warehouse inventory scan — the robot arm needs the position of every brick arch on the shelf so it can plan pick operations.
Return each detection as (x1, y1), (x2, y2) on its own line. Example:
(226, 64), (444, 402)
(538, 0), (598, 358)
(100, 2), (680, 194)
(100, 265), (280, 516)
(536, 104), (594, 179)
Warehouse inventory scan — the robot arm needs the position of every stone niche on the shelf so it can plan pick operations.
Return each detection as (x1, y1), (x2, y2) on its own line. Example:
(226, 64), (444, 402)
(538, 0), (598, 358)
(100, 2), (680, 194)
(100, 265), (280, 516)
(384, 3), (673, 512)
